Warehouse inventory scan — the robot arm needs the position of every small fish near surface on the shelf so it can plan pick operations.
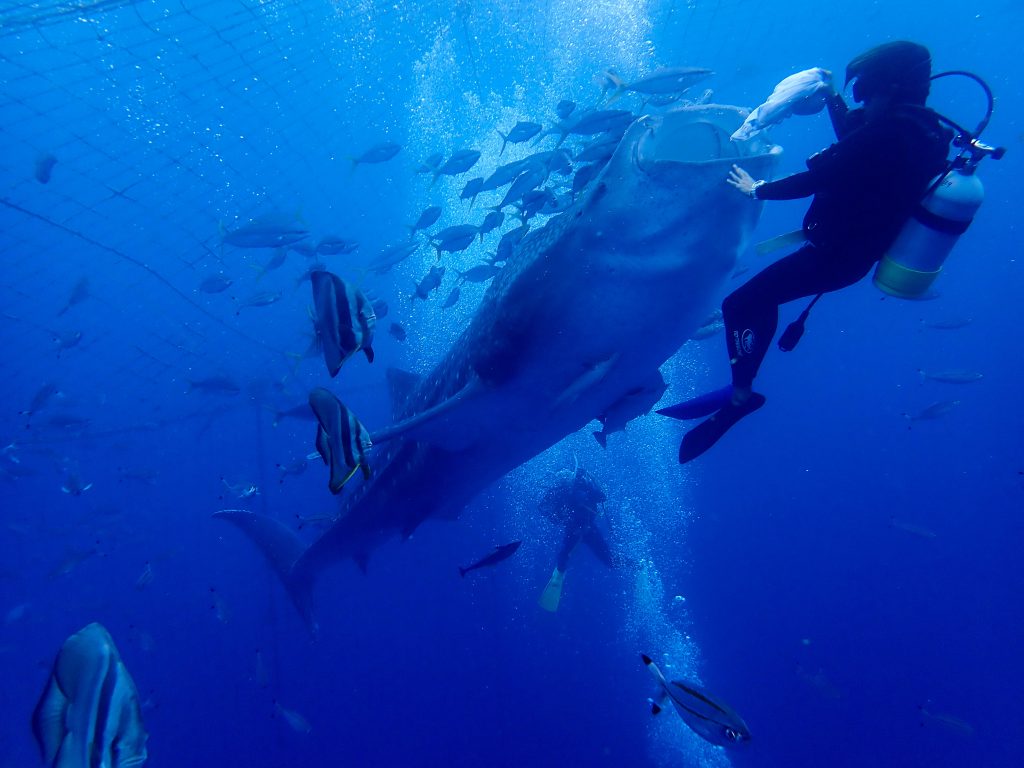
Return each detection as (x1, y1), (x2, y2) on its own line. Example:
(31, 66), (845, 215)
(641, 653), (751, 748)
(308, 387), (372, 493)
(432, 149), (481, 184)
(33, 623), (148, 768)
(497, 121), (542, 155)
(221, 215), (309, 249)
(416, 151), (444, 174)
(407, 205), (443, 236)
(413, 265), (445, 301)
(430, 224), (478, 257)
(388, 322), (407, 342)
(459, 540), (522, 577)
(310, 270), (375, 377)
(441, 285), (461, 309)
(350, 141), (401, 169)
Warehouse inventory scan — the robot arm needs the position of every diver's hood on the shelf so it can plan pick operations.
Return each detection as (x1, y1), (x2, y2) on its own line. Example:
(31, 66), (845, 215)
(845, 40), (932, 104)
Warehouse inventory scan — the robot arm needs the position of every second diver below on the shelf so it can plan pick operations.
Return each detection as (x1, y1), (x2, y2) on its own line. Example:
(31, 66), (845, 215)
(537, 466), (616, 612)
(660, 41), (954, 462)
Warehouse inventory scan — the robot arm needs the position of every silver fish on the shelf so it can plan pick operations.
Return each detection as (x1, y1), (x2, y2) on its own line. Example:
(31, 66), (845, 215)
(600, 67), (713, 101)
(478, 211), (505, 240)
(275, 702), (312, 734)
(407, 206), (443, 236)
(350, 141), (401, 168)
(367, 240), (420, 275)
(905, 400), (960, 422)
(316, 236), (359, 256)
(641, 653), (751, 748)
(432, 149), (481, 182)
(457, 264), (501, 284)
(33, 623), (148, 768)
(236, 291), (283, 312)
(917, 369), (983, 384)
(430, 225), (478, 257)
(311, 270), (375, 377)
(221, 215), (309, 249)
(414, 265), (446, 300)
(497, 121), (542, 155)
(732, 68), (832, 141)
(199, 274), (233, 293)
(441, 285), (461, 308)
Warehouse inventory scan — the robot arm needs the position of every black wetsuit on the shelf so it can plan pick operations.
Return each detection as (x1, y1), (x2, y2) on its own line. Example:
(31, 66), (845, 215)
(723, 96), (952, 390)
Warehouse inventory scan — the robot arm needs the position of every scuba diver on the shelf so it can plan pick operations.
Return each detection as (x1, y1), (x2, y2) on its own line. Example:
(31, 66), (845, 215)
(660, 41), (956, 463)
(537, 465), (615, 612)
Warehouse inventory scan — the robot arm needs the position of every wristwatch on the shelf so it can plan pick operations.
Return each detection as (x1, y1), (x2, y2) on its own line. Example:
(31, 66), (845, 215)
(749, 180), (766, 199)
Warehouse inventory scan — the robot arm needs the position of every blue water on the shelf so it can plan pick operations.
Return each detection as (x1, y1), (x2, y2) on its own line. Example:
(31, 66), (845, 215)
(1, 1), (1021, 766)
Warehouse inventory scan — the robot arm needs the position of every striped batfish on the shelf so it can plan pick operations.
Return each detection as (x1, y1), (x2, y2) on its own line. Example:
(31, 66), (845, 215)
(311, 270), (375, 378)
(641, 653), (751, 748)
(33, 623), (148, 768)
(309, 387), (372, 494)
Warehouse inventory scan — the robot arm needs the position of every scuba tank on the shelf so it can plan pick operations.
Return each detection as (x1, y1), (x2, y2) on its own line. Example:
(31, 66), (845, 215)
(780, 70), (1004, 349)
(873, 71), (1005, 298)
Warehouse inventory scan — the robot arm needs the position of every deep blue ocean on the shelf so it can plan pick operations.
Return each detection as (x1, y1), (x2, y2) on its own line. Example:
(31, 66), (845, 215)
(1, 1), (1021, 766)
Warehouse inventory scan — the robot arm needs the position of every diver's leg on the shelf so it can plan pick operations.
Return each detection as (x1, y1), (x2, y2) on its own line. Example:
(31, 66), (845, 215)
(679, 246), (869, 462)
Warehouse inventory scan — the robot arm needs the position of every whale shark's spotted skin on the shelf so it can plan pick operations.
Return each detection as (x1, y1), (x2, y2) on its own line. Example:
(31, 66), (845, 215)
(218, 105), (780, 626)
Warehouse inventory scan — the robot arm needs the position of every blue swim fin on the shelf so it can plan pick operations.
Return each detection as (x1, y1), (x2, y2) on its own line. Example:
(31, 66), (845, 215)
(656, 386), (733, 421)
(678, 393), (766, 463)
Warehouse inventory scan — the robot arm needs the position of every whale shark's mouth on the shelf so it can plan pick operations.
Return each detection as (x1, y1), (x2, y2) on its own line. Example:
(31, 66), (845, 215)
(635, 105), (778, 169)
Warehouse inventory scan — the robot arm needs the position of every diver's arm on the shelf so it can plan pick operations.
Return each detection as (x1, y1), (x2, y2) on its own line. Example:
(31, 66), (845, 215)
(728, 164), (816, 200)
(752, 171), (817, 200)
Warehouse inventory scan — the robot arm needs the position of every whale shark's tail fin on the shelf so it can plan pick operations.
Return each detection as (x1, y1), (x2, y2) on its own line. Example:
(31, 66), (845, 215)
(538, 567), (565, 612)
(214, 510), (318, 633)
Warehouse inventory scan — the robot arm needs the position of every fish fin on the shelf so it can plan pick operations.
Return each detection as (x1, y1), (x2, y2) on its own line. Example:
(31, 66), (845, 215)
(650, 701), (662, 716)
(371, 377), (484, 449)
(592, 430), (607, 448)
(538, 568), (565, 612)
(213, 510), (317, 632)
(330, 463), (360, 495)
(458, 566), (467, 578)
(364, 347), (374, 363)
(31, 674), (68, 763)
(553, 353), (620, 409)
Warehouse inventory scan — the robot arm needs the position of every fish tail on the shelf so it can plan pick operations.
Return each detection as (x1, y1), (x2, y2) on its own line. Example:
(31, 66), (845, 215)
(213, 510), (319, 634)
(592, 430), (607, 449)
(496, 129), (508, 156)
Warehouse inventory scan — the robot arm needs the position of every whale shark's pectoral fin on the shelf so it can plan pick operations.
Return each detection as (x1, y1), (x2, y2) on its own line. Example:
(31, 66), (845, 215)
(370, 377), (485, 450)
(552, 353), (620, 411)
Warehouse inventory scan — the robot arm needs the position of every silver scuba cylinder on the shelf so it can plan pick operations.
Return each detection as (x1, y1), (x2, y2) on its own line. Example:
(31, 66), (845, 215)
(873, 167), (984, 298)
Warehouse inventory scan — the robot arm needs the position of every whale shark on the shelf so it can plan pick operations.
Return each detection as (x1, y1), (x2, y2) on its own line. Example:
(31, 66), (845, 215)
(216, 104), (779, 629)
